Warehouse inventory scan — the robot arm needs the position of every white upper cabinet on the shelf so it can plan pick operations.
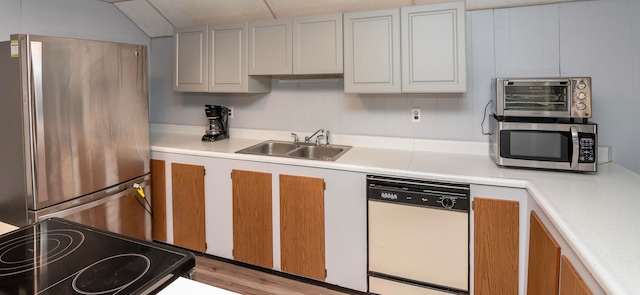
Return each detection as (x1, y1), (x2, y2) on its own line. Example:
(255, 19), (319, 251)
(344, 1), (467, 93)
(248, 19), (292, 75)
(293, 13), (343, 75)
(401, 2), (467, 93)
(248, 13), (343, 75)
(343, 9), (401, 93)
(208, 23), (270, 93)
(174, 26), (208, 92)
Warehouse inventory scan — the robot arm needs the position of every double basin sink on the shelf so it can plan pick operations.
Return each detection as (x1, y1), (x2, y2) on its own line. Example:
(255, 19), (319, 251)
(236, 140), (351, 161)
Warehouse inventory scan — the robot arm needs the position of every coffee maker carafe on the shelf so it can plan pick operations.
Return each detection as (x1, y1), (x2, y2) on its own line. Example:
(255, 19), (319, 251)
(202, 105), (229, 142)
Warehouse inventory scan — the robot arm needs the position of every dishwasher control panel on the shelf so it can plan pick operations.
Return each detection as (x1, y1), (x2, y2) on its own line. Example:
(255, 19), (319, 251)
(367, 175), (470, 212)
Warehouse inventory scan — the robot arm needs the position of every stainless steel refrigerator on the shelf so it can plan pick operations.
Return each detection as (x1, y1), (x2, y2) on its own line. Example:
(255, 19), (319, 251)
(0, 34), (152, 240)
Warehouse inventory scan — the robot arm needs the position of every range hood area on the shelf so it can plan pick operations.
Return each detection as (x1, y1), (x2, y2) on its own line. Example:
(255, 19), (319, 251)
(99, 0), (582, 38)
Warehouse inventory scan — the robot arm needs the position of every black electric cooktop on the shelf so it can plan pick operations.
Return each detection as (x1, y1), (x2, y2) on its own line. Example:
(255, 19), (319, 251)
(0, 218), (195, 295)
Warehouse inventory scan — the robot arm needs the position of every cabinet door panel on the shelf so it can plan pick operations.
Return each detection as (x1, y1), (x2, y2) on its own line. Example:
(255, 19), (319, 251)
(293, 13), (343, 74)
(249, 19), (292, 75)
(344, 9), (401, 93)
(232, 169), (273, 268)
(473, 197), (519, 295)
(174, 26), (208, 92)
(528, 211), (561, 295)
(560, 256), (593, 295)
(151, 159), (166, 241)
(172, 163), (206, 252)
(280, 174), (325, 280)
(401, 2), (466, 92)
(209, 24), (245, 92)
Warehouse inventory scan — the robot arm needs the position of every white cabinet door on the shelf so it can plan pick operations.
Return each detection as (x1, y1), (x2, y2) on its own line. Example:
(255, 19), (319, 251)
(401, 2), (467, 93)
(248, 19), (292, 75)
(208, 23), (271, 93)
(174, 26), (208, 92)
(293, 13), (343, 74)
(344, 9), (401, 93)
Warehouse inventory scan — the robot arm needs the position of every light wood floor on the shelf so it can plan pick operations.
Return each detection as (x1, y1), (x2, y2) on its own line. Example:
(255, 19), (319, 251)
(194, 255), (355, 295)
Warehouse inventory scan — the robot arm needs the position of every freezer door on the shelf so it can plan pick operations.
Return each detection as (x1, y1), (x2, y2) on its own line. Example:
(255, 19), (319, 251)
(22, 35), (149, 210)
(34, 179), (152, 241)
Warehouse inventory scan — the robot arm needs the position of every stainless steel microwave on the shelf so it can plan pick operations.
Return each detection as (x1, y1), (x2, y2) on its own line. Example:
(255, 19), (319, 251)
(489, 116), (597, 172)
(493, 77), (592, 119)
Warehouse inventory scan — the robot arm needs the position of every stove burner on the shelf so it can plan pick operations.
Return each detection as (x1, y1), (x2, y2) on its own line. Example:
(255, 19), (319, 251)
(72, 254), (150, 294)
(0, 229), (85, 276)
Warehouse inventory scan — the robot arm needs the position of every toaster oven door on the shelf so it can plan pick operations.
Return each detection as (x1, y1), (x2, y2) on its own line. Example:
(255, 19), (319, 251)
(497, 79), (572, 118)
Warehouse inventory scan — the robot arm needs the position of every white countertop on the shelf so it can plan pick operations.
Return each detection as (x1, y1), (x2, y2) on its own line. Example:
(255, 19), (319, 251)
(0, 221), (18, 235)
(151, 126), (640, 295)
(159, 277), (240, 295)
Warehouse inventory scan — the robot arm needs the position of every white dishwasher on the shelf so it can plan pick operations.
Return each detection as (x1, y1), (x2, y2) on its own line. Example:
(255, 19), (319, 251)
(367, 175), (470, 295)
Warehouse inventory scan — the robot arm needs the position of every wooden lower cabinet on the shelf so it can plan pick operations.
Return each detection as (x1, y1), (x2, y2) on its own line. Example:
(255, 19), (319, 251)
(231, 169), (273, 268)
(151, 159), (167, 241)
(473, 197), (520, 295)
(527, 211), (561, 294)
(560, 256), (593, 295)
(280, 174), (326, 280)
(171, 163), (206, 252)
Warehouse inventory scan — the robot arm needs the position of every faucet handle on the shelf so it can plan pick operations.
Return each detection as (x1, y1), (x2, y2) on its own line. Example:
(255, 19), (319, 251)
(291, 132), (299, 143)
(325, 130), (331, 146)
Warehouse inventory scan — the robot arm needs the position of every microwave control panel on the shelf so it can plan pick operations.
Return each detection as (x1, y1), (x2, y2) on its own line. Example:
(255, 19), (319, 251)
(579, 135), (596, 163)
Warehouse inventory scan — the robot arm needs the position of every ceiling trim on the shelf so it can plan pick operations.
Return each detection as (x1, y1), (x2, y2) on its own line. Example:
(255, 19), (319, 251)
(263, 0), (278, 19)
(145, 0), (176, 28)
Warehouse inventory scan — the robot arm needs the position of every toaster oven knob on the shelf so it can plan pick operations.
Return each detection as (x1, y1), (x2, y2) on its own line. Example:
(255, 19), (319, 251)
(577, 92), (587, 100)
(576, 102), (587, 110)
(577, 82), (587, 90)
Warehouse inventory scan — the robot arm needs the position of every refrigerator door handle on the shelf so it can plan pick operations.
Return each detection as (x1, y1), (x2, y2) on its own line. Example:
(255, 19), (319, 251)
(30, 41), (49, 204)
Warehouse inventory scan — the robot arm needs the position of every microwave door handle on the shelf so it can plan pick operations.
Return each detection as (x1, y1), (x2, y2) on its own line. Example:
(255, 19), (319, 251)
(570, 126), (579, 169)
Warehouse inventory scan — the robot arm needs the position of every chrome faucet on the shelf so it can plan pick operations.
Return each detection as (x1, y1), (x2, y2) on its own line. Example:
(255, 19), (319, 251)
(305, 129), (324, 144)
(291, 132), (299, 143)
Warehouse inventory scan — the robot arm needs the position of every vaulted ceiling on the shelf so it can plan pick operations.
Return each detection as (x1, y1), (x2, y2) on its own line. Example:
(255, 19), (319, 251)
(99, 0), (579, 38)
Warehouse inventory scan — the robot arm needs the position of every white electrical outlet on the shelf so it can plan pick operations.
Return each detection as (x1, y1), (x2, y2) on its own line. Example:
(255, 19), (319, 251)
(228, 107), (233, 118)
(411, 107), (421, 123)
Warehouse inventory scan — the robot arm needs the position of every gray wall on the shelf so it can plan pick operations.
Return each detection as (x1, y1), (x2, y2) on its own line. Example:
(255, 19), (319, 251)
(0, 0), (149, 45)
(150, 0), (640, 174)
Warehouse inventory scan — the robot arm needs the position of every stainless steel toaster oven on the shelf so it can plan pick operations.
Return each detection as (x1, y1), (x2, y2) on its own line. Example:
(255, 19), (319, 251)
(493, 77), (592, 120)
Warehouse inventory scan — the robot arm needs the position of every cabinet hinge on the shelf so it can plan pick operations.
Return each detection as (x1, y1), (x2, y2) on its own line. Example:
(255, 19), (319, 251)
(325, 269), (327, 278)
(471, 200), (474, 210)
(323, 181), (326, 191)
(205, 243), (208, 251)
(204, 168), (206, 176)
(230, 171), (233, 179)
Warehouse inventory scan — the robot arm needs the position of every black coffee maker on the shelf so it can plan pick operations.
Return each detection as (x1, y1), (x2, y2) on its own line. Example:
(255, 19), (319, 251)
(202, 105), (229, 142)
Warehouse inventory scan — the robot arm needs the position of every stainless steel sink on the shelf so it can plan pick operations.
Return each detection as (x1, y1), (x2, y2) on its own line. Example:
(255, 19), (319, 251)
(236, 140), (351, 161)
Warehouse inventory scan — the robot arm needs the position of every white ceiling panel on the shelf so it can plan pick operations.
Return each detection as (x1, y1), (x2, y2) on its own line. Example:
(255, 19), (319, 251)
(115, 0), (174, 37)
(264, 0), (411, 19)
(148, 0), (274, 27)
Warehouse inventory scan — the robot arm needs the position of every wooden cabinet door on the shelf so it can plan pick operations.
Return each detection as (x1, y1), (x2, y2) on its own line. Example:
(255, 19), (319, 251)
(151, 159), (167, 241)
(172, 163), (206, 252)
(173, 26), (208, 92)
(343, 8), (401, 93)
(280, 174), (325, 280)
(401, 2), (466, 93)
(560, 256), (593, 295)
(474, 197), (519, 295)
(293, 13), (343, 74)
(528, 211), (561, 295)
(232, 169), (273, 268)
(248, 19), (292, 75)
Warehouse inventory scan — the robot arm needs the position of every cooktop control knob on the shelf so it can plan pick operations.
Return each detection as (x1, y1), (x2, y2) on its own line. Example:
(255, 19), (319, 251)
(439, 197), (455, 209)
(577, 81), (586, 89)
(577, 92), (587, 100)
(576, 102), (587, 110)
